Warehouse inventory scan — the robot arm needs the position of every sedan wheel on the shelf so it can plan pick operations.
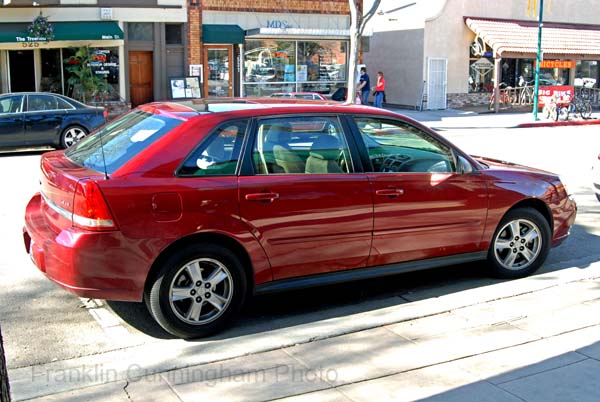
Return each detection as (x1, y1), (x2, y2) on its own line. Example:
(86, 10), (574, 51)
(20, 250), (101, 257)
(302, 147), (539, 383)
(61, 126), (87, 148)
(147, 244), (246, 338)
(487, 208), (551, 278)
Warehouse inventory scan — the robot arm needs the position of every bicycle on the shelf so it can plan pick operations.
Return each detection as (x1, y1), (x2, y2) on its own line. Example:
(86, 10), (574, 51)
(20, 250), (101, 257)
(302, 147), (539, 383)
(489, 84), (514, 110)
(518, 77), (534, 105)
(558, 95), (592, 121)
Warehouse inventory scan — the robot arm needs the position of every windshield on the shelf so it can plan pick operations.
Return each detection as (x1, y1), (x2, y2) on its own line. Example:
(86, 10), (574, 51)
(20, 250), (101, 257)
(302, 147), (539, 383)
(66, 110), (184, 174)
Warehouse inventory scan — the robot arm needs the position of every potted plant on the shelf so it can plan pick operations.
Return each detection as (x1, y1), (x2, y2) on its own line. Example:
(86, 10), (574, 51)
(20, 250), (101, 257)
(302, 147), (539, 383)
(64, 46), (111, 103)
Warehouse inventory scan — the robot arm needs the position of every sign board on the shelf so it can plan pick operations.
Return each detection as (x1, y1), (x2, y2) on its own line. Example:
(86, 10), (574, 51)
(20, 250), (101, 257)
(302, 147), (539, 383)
(537, 85), (574, 107)
(535, 60), (575, 69)
(170, 76), (202, 99)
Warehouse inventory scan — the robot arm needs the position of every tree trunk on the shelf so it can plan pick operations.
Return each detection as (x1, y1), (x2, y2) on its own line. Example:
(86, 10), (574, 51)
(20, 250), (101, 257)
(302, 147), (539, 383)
(0, 327), (11, 402)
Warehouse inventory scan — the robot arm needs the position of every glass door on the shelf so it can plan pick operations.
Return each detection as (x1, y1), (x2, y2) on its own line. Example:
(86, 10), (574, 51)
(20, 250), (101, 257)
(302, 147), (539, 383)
(204, 45), (233, 97)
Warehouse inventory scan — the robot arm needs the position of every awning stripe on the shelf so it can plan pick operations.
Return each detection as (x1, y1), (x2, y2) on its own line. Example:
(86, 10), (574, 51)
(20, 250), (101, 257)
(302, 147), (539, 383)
(465, 17), (600, 57)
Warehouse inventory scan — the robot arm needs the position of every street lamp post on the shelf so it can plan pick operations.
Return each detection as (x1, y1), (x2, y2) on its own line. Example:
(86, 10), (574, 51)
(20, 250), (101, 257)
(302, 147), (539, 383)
(532, 0), (544, 120)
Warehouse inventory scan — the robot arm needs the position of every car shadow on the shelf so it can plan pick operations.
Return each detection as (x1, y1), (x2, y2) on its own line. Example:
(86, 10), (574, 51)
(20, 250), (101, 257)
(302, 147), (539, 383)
(106, 218), (600, 341)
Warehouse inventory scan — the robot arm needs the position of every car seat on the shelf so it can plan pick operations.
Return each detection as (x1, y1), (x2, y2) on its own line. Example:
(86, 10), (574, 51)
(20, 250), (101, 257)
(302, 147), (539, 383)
(305, 135), (343, 174)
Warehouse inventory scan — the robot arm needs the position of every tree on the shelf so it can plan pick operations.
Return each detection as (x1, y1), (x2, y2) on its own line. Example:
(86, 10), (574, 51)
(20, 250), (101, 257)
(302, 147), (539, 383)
(0, 326), (10, 402)
(346, 0), (381, 104)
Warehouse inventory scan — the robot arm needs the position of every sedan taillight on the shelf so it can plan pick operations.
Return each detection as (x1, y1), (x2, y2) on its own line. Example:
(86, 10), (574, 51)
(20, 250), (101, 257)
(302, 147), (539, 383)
(72, 179), (117, 231)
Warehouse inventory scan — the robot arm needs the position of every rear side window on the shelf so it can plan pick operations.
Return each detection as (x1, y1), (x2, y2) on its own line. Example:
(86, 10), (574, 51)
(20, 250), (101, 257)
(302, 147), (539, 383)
(178, 120), (248, 176)
(0, 95), (23, 114)
(66, 110), (183, 174)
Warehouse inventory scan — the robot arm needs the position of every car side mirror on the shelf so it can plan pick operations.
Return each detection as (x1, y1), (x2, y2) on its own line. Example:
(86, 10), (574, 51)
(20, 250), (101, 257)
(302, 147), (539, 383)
(457, 155), (474, 174)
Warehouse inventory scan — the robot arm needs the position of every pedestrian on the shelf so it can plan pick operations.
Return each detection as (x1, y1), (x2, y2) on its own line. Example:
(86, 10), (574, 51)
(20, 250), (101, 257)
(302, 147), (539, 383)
(372, 71), (385, 108)
(358, 67), (371, 105)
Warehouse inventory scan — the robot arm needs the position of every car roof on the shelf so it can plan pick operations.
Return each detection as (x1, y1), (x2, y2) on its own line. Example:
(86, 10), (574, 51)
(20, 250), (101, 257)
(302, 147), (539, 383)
(137, 98), (399, 120)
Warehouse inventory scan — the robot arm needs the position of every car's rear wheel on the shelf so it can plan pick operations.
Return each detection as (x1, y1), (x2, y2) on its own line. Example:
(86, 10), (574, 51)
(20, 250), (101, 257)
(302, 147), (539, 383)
(61, 125), (88, 148)
(487, 208), (551, 279)
(596, 193), (600, 202)
(147, 244), (247, 339)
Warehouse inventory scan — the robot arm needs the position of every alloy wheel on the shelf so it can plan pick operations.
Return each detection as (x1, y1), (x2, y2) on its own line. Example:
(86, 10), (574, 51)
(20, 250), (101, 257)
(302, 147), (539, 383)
(493, 218), (542, 271)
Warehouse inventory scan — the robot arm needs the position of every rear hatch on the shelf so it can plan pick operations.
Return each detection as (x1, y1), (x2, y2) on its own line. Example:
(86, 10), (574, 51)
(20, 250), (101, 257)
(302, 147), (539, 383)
(39, 151), (116, 234)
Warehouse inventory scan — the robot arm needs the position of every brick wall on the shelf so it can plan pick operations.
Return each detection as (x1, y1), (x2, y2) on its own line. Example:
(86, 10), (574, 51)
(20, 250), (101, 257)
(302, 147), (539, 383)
(202, 0), (349, 14)
(188, 5), (202, 65)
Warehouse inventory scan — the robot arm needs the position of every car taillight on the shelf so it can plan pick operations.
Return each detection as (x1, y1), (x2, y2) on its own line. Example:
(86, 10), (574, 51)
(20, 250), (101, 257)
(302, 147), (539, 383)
(72, 179), (118, 231)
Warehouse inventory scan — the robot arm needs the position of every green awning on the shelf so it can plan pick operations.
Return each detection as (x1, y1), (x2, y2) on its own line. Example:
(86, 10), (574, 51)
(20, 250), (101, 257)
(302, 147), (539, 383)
(0, 21), (123, 43)
(202, 24), (244, 44)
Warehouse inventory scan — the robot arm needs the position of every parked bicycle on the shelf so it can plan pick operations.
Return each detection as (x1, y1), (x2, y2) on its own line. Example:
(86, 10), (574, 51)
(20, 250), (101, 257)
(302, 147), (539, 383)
(488, 83), (515, 110)
(518, 76), (534, 105)
(558, 94), (593, 121)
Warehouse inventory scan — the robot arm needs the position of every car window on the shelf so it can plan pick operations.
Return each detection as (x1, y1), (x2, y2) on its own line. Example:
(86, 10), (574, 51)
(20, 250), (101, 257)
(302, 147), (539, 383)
(66, 109), (184, 174)
(27, 94), (60, 112)
(55, 97), (75, 110)
(179, 120), (248, 176)
(354, 118), (455, 173)
(252, 116), (353, 174)
(0, 95), (24, 114)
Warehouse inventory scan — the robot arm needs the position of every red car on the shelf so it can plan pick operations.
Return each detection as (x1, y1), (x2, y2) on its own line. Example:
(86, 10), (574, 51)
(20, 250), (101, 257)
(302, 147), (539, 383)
(23, 100), (577, 338)
(269, 92), (328, 100)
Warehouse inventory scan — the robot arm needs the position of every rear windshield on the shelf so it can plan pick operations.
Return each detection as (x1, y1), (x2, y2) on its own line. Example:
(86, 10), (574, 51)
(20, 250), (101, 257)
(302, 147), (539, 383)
(65, 110), (183, 174)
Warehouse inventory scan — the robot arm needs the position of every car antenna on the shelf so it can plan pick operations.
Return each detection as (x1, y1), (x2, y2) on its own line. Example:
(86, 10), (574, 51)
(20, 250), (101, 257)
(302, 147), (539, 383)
(98, 119), (109, 180)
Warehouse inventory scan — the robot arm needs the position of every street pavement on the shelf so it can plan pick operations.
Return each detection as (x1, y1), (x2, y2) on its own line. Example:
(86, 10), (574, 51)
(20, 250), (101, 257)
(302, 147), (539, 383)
(3, 107), (600, 402)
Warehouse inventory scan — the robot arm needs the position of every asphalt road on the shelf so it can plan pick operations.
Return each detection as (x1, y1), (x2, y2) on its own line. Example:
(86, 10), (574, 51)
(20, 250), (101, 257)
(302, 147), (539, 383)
(1, 123), (599, 377)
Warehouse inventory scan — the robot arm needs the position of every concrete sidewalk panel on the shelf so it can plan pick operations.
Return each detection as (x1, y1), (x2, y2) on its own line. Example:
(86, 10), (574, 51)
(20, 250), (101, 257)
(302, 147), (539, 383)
(27, 381), (130, 402)
(456, 339), (588, 385)
(274, 389), (352, 402)
(499, 359), (600, 402)
(336, 362), (522, 402)
(124, 376), (182, 402)
(509, 303), (600, 338)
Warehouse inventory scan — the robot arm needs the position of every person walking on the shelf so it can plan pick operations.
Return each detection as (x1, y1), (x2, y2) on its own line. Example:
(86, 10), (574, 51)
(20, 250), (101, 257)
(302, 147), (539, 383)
(372, 71), (386, 108)
(358, 67), (371, 105)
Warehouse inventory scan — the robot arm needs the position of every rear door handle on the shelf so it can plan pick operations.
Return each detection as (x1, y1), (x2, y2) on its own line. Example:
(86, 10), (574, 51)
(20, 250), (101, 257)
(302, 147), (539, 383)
(245, 192), (279, 202)
(375, 188), (404, 197)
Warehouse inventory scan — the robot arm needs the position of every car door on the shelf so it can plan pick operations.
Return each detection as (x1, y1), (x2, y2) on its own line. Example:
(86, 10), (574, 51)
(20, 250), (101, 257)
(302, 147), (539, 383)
(238, 115), (373, 280)
(0, 94), (25, 147)
(24, 94), (65, 145)
(350, 116), (488, 267)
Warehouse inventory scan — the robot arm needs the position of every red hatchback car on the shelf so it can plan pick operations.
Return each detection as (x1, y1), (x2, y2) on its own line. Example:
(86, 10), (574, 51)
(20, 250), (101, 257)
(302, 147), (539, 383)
(24, 100), (576, 338)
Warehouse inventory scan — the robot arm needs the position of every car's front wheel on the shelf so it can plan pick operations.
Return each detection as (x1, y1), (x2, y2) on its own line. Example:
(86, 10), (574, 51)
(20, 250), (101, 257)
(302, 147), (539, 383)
(487, 208), (551, 279)
(61, 125), (88, 148)
(147, 244), (247, 338)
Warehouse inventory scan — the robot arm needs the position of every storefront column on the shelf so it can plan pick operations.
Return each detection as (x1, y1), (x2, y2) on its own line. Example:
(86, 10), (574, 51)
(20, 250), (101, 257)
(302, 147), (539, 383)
(0, 51), (7, 93)
(118, 22), (126, 101)
(33, 49), (42, 92)
(493, 56), (501, 112)
(238, 43), (244, 97)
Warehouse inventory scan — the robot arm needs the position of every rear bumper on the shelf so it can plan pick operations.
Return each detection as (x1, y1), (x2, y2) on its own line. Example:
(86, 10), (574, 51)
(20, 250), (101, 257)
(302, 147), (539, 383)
(23, 193), (149, 302)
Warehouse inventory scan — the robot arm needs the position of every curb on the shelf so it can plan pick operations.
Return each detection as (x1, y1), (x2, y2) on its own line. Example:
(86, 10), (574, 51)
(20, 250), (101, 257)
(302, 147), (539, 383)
(516, 118), (600, 128)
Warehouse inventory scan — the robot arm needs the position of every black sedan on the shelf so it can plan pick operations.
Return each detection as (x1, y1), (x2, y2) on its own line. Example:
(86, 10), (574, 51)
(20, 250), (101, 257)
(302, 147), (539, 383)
(0, 92), (106, 149)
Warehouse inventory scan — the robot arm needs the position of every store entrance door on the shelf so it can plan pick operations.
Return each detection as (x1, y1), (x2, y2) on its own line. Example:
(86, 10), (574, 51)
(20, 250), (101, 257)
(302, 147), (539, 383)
(9, 50), (35, 92)
(204, 45), (233, 98)
(129, 51), (154, 107)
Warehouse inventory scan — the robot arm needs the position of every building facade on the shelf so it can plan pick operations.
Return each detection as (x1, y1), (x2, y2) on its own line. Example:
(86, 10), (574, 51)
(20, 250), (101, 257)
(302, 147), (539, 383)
(0, 0), (187, 108)
(186, 0), (351, 100)
(365, 0), (600, 109)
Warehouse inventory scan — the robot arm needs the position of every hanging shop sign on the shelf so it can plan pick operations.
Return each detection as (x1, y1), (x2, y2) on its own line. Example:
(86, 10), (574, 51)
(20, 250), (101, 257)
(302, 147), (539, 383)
(535, 60), (575, 69)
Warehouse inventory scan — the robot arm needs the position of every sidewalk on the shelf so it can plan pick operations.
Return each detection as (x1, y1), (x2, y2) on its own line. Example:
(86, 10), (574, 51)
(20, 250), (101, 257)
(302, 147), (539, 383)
(12, 259), (600, 402)
(385, 105), (600, 129)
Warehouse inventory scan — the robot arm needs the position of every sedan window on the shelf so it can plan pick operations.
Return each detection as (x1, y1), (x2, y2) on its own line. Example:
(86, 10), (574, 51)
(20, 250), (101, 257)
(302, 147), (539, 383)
(252, 116), (353, 174)
(0, 94), (23, 114)
(27, 95), (59, 112)
(179, 120), (248, 176)
(354, 118), (455, 173)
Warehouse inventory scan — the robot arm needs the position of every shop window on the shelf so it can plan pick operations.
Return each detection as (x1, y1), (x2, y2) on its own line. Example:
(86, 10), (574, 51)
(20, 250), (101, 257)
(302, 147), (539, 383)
(128, 23), (154, 42)
(41, 49), (62, 94)
(468, 57), (494, 93)
(244, 40), (296, 83)
(165, 24), (183, 45)
(576, 60), (598, 88)
(298, 41), (347, 82)
(63, 47), (120, 102)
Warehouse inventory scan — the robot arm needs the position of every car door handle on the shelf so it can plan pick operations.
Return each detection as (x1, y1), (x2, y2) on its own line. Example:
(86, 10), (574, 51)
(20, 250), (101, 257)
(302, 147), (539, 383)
(375, 188), (404, 197)
(245, 192), (279, 202)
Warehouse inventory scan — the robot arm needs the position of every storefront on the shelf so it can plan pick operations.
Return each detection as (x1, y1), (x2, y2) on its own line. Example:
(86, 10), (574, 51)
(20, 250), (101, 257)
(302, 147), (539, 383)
(0, 21), (124, 100)
(195, 11), (351, 99)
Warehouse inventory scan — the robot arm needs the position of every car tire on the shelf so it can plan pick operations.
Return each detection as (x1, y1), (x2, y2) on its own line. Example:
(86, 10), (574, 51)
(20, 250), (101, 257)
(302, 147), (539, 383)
(487, 208), (551, 279)
(60, 125), (88, 149)
(596, 193), (600, 202)
(147, 243), (247, 339)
